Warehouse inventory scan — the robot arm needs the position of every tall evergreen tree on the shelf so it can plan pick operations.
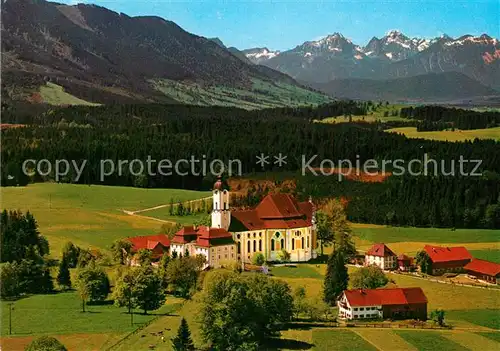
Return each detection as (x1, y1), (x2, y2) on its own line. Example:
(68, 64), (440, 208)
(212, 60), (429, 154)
(57, 256), (72, 290)
(172, 318), (195, 351)
(323, 250), (348, 305)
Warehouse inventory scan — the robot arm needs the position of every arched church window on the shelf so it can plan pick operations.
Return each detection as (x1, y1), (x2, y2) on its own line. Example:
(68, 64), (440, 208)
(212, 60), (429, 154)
(292, 239), (295, 250)
(237, 242), (241, 254)
(259, 239), (262, 251)
(307, 236), (309, 248)
(253, 240), (256, 252)
(271, 239), (275, 251)
(301, 237), (304, 249)
(247, 240), (251, 252)
(280, 239), (284, 249)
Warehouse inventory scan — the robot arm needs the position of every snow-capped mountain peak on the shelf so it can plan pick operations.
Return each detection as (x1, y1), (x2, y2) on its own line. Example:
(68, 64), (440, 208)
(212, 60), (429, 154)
(243, 47), (280, 64)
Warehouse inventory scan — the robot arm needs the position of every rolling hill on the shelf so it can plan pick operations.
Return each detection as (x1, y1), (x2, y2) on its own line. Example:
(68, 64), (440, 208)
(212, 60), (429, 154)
(1, 0), (329, 107)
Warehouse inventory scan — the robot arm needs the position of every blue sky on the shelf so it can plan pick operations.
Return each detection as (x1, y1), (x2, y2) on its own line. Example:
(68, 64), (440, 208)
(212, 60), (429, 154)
(61, 0), (499, 51)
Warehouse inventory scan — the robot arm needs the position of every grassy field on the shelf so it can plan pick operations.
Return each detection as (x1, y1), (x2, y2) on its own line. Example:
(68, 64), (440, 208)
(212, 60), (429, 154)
(270, 264), (323, 279)
(150, 78), (330, 110)
(477, 332), (500, 343)
(312, 329), (378, 350)
(352, 224), (500, 245)
(0, 293), (182, 336)
(469, 249), (500, 263)
(0, 293), (184, 351)
(1, 183), (210, 257)
(395, 331), (469, 351)
(446, 310), (500, 330)
(39, 82), (100, 106)
(386, 126), (500, 141)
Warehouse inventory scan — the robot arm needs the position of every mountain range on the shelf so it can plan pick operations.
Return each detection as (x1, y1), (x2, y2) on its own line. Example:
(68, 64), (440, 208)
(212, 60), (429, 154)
(244, 30), (500, 92)
(2, 0), (499, 106)
(1, 0), (326, 107)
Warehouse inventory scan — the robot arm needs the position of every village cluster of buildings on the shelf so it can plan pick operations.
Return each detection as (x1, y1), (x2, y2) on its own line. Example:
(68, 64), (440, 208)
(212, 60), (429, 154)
(124, 177), (499, 323)
(337, 242), (499, 321)
(362, 242), (500, 285)
(126, 176), (318, 268)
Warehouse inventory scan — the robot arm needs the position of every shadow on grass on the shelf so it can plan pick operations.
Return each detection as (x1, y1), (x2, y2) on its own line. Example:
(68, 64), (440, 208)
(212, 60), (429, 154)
(284, 322), (336, 330)
(264, 338), (314, 350)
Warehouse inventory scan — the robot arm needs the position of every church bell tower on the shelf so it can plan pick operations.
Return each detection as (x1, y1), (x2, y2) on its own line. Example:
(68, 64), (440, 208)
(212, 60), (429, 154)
(211, 176), (231, 230)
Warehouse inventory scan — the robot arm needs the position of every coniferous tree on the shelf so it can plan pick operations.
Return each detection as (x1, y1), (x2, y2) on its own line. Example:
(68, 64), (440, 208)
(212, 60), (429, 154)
(323, 250), (348, 305)
(172, 318), (195, 351)
(57, 256), (72, 290)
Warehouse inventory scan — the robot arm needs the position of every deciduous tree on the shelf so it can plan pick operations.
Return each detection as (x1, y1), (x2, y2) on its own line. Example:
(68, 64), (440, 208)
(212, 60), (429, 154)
(200, 271), (293, 350)
(350, 265), (388, 289)
(75, 265), (110, 310)
(415, 251), (433, 275)
(110, 239), (132, 265)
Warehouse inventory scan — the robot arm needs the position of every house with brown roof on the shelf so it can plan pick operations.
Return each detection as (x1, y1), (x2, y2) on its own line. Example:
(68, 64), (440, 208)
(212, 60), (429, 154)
(424, 245), (472, 275)
(338, 287), (428, 321)
(365, 243), (397, 270)
(464, 259), (500, 284)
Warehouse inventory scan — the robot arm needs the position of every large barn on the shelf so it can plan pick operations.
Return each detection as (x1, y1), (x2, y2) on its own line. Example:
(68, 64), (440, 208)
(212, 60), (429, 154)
(338, 287), (428, 321)
(424, 245), (472, 275)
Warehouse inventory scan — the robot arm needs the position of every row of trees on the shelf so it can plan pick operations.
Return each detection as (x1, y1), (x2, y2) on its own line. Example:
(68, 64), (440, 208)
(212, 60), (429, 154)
(401, 105), (500, 130)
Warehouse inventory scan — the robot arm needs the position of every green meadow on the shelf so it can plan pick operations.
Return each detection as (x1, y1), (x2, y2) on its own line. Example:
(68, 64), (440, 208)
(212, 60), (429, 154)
(1, 183), (210, 257)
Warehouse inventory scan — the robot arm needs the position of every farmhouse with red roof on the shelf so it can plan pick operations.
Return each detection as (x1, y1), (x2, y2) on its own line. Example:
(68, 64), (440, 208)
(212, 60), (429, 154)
(365, 243), (397, 270)
(338, 287), (427, 321)
(170, 225), (236, 268)
(424, 245), (472, 275)
(172, 176), (317, 266)
(126, 234), (170, 265)
(464, 259), (500, 284)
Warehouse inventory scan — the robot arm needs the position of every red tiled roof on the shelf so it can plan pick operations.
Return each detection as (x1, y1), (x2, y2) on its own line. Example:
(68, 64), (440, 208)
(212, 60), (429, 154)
(171, 225), (199, 244)
(424, 245), (472, 263)
(230, 194), (314, 231)
(128, 234), (170, 251)
(397, 254), (411, 261)
(366, 243), (396, 257)
(172, 225), (234, 247)
(464, 259), (500, 277)
(256, 194), (304, 219)
(344, 288), (427, 307)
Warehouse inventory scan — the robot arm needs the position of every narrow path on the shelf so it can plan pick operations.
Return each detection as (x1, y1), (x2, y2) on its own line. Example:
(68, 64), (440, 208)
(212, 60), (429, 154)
(129, 196), (212, 215)
(121, 210), (177, 225)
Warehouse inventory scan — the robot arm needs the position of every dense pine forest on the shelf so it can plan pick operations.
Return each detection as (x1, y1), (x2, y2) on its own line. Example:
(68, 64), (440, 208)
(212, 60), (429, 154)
(400, 105), (500, 131)
(2, 102), (499, 228)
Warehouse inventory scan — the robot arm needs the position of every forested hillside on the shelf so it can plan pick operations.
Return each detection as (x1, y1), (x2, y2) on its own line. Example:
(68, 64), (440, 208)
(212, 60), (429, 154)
(2, 102), (499, 228)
